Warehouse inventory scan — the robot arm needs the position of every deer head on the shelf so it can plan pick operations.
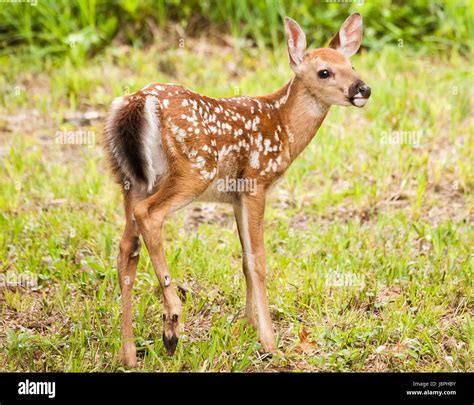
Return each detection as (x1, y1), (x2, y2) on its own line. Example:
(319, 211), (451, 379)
(284, 13), (371, 108)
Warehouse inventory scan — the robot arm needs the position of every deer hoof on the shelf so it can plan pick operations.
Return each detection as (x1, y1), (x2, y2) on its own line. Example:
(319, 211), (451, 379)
(163, 331), (178, 355)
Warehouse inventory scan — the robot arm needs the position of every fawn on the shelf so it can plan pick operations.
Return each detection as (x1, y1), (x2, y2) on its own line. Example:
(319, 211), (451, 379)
(104, 13), (371, 367)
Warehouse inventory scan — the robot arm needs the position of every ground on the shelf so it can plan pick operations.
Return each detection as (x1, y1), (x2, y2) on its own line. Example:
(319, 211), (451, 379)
(0, 36), (472, 371)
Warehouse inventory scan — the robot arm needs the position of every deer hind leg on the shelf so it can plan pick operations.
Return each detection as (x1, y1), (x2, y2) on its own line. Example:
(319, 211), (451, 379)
(133, 174), (210, 355)
(118, 188), (143, 367)
(235, 191), (275, 352)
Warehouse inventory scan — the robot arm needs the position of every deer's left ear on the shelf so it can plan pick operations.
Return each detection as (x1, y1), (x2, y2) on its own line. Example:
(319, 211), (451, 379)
(284, 17), (307, 71)
(328, 13), (363, 58)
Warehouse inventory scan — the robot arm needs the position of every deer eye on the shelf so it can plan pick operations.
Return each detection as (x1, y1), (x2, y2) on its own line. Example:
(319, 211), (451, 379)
(318, 69), (330, 79)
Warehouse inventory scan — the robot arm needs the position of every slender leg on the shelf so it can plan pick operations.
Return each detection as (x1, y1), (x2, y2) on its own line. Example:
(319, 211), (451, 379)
(133, 175), (208, 355)
(233, 203), (257, 328)
(118, 188), (143, 367)
(235, 190), (275, 352)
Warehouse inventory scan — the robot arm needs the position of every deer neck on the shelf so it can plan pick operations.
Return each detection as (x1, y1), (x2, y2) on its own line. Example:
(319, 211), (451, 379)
(269, 77), (330, 162)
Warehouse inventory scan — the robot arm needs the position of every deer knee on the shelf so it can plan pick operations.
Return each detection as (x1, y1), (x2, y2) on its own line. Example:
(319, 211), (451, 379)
(134, 201), (166, 232)
(119, 235), (140, 259)
(117, 238), (138, 291)
(133, 201), (149, 226)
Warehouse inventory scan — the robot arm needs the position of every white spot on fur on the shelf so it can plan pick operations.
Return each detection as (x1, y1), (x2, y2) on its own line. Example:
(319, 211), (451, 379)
(263, 139), (271, 155)
(193, 155), (206, 170)
(249, 151), (260, 169)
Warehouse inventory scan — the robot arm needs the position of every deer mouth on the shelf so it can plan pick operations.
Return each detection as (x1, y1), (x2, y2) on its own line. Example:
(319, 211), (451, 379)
(349, 96), (369, 107)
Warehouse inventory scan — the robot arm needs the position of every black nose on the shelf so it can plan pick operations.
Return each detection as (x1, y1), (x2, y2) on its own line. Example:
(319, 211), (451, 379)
(359, 83), (371, 98)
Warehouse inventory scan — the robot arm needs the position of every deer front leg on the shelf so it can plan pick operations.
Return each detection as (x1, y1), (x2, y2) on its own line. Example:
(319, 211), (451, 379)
(234, 204), (257, 328)
(236, 191), (275, 352)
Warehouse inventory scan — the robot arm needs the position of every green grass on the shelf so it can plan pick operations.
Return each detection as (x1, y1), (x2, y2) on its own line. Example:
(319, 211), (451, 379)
(0, 33), (472, 371)
(0, 0), (472, 59)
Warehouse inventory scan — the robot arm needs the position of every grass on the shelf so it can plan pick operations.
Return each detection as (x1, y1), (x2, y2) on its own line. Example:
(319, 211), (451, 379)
(0, 32), (472, 371)
(0, 0), (472, 58)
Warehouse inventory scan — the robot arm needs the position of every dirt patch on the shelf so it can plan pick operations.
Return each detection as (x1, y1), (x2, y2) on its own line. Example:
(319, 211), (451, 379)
(0, 285), (67, 339)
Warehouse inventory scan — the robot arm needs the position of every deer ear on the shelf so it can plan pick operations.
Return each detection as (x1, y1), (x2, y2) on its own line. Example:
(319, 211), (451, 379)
(284, 17), (306, 70)
(328, 13), (363, 58)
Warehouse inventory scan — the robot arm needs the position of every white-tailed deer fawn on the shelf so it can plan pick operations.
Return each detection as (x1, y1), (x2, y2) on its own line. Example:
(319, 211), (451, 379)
(104, 13), (371, 367)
